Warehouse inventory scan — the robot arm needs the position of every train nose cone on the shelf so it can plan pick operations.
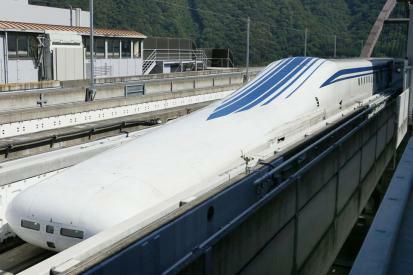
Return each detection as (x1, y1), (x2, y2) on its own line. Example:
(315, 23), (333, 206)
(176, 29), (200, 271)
(6, 188), (50, 249)
(5, 195), (21, 234)
(5, 190), (46, 249)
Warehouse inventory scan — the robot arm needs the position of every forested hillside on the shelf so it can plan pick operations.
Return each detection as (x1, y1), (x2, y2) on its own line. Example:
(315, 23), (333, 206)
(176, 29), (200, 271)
(31, 0), (407, 65)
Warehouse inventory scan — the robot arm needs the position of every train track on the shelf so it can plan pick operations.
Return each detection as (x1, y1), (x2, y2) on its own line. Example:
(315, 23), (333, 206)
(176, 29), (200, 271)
(0, 243), (55, 274)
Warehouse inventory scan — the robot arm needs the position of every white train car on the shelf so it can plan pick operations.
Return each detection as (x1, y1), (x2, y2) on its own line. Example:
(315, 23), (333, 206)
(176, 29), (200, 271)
(6, 57), (397, 251)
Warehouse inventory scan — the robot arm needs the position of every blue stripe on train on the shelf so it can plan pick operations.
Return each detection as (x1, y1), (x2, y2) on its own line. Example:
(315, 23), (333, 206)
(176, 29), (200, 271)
(285, 60), (327, 98)
(220, 59), (288, 105)
(217, 58), (292, 111)
(207, 57), (307, 120)
(236, 57), (315, 112)
(262, 58), (321, 105)
(320, 64), (388, 88)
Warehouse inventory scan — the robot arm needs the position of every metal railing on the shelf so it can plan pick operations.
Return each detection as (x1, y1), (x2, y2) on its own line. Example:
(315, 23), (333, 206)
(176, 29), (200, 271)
(143, 49), (208, 73)
(142, 50), (157, 75)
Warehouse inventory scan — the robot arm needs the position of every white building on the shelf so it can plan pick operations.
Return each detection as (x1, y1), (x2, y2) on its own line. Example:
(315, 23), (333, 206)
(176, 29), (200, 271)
(0, 0), (90, 27)
(0, 0), (147, 84)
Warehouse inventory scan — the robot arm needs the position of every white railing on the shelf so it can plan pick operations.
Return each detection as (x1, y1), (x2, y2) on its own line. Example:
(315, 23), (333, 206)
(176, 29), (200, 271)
(142, 50), (157, 75)
(143, 49), (208, 72)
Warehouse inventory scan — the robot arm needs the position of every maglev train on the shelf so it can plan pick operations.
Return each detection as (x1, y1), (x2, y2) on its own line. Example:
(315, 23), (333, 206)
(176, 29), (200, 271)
(6, 57), (400, 251)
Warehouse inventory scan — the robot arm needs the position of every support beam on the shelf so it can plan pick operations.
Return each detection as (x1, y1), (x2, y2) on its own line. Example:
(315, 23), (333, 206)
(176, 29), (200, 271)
(361, 0), (397, 57)
(407, 4), (413, 125)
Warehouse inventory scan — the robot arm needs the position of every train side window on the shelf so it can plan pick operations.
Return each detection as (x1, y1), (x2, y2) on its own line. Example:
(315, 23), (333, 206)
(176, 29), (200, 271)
(21, 220), (40, 231)
(60, 228), (84, 239)
(46, 225), (54, 234)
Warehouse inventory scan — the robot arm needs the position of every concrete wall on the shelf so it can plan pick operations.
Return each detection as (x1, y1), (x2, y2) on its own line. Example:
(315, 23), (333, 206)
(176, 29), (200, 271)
(85, 58), (143, 79)
(0, 0), (89, 27)
(0, 70), (258, 111)
(7, 59), (38, 83)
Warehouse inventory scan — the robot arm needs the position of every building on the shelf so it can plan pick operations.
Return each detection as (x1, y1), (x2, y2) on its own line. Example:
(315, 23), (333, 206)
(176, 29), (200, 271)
(0, 0), (146, 84)
(143, 37), (207, 74)
(0, 0), (89, 27)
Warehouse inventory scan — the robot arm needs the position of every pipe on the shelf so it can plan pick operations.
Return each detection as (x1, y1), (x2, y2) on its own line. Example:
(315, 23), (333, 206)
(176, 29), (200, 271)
(68, 5), (73, 27)
(4, 32), (8, 84)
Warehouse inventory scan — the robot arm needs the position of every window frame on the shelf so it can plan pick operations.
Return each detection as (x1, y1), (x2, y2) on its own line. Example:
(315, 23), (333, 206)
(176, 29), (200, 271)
(108, 38), (121, 59)
(7, 33), (36, 60)
(21, 219), (40, 231)
(121, 39), (132, 58)
(95, 37), (106, 59)
(60, 228), (84, 239)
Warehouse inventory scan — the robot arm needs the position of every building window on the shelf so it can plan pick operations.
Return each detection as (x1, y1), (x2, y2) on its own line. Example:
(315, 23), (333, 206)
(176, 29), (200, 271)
(95, 38), (105, 59)
(84, 37), (91, 58)
(108, 39), (120, 58)
(134, 41), (141, 58)
(84, 37), (105, 59)
(121, 40), (131, 58)
(8, 33), (17, 58)
(8, 33), (36, 59)
(17, 36), (28, 57)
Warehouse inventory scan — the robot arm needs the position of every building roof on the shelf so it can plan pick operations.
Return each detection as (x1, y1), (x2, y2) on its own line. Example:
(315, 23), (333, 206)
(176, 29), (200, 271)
(0, 20), (146, 39)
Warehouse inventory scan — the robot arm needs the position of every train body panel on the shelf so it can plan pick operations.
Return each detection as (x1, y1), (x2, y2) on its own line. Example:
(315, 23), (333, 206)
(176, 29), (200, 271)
(6, 57), (397, 251)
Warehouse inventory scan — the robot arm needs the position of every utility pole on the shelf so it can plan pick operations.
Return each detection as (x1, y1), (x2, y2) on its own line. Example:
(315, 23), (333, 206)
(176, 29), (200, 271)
(304, 28), (308, 57)
(86, 0), (95, 102)
(246, 17), (250, 82)
(334, 35), (337, 58)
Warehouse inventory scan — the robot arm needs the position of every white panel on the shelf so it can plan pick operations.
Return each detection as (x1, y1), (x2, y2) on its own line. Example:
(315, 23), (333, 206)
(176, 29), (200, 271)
(397, 88), (410, 147)
(7, 59), (38, 83)
(0, 0), (90, 27)
(93, 58), (143, 78)
(55, 48), (84, 81)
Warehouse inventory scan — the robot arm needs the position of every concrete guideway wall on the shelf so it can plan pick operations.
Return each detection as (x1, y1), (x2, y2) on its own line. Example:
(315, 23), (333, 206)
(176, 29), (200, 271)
(0, 86), (235, 139)
(0, 71), (257, 111)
